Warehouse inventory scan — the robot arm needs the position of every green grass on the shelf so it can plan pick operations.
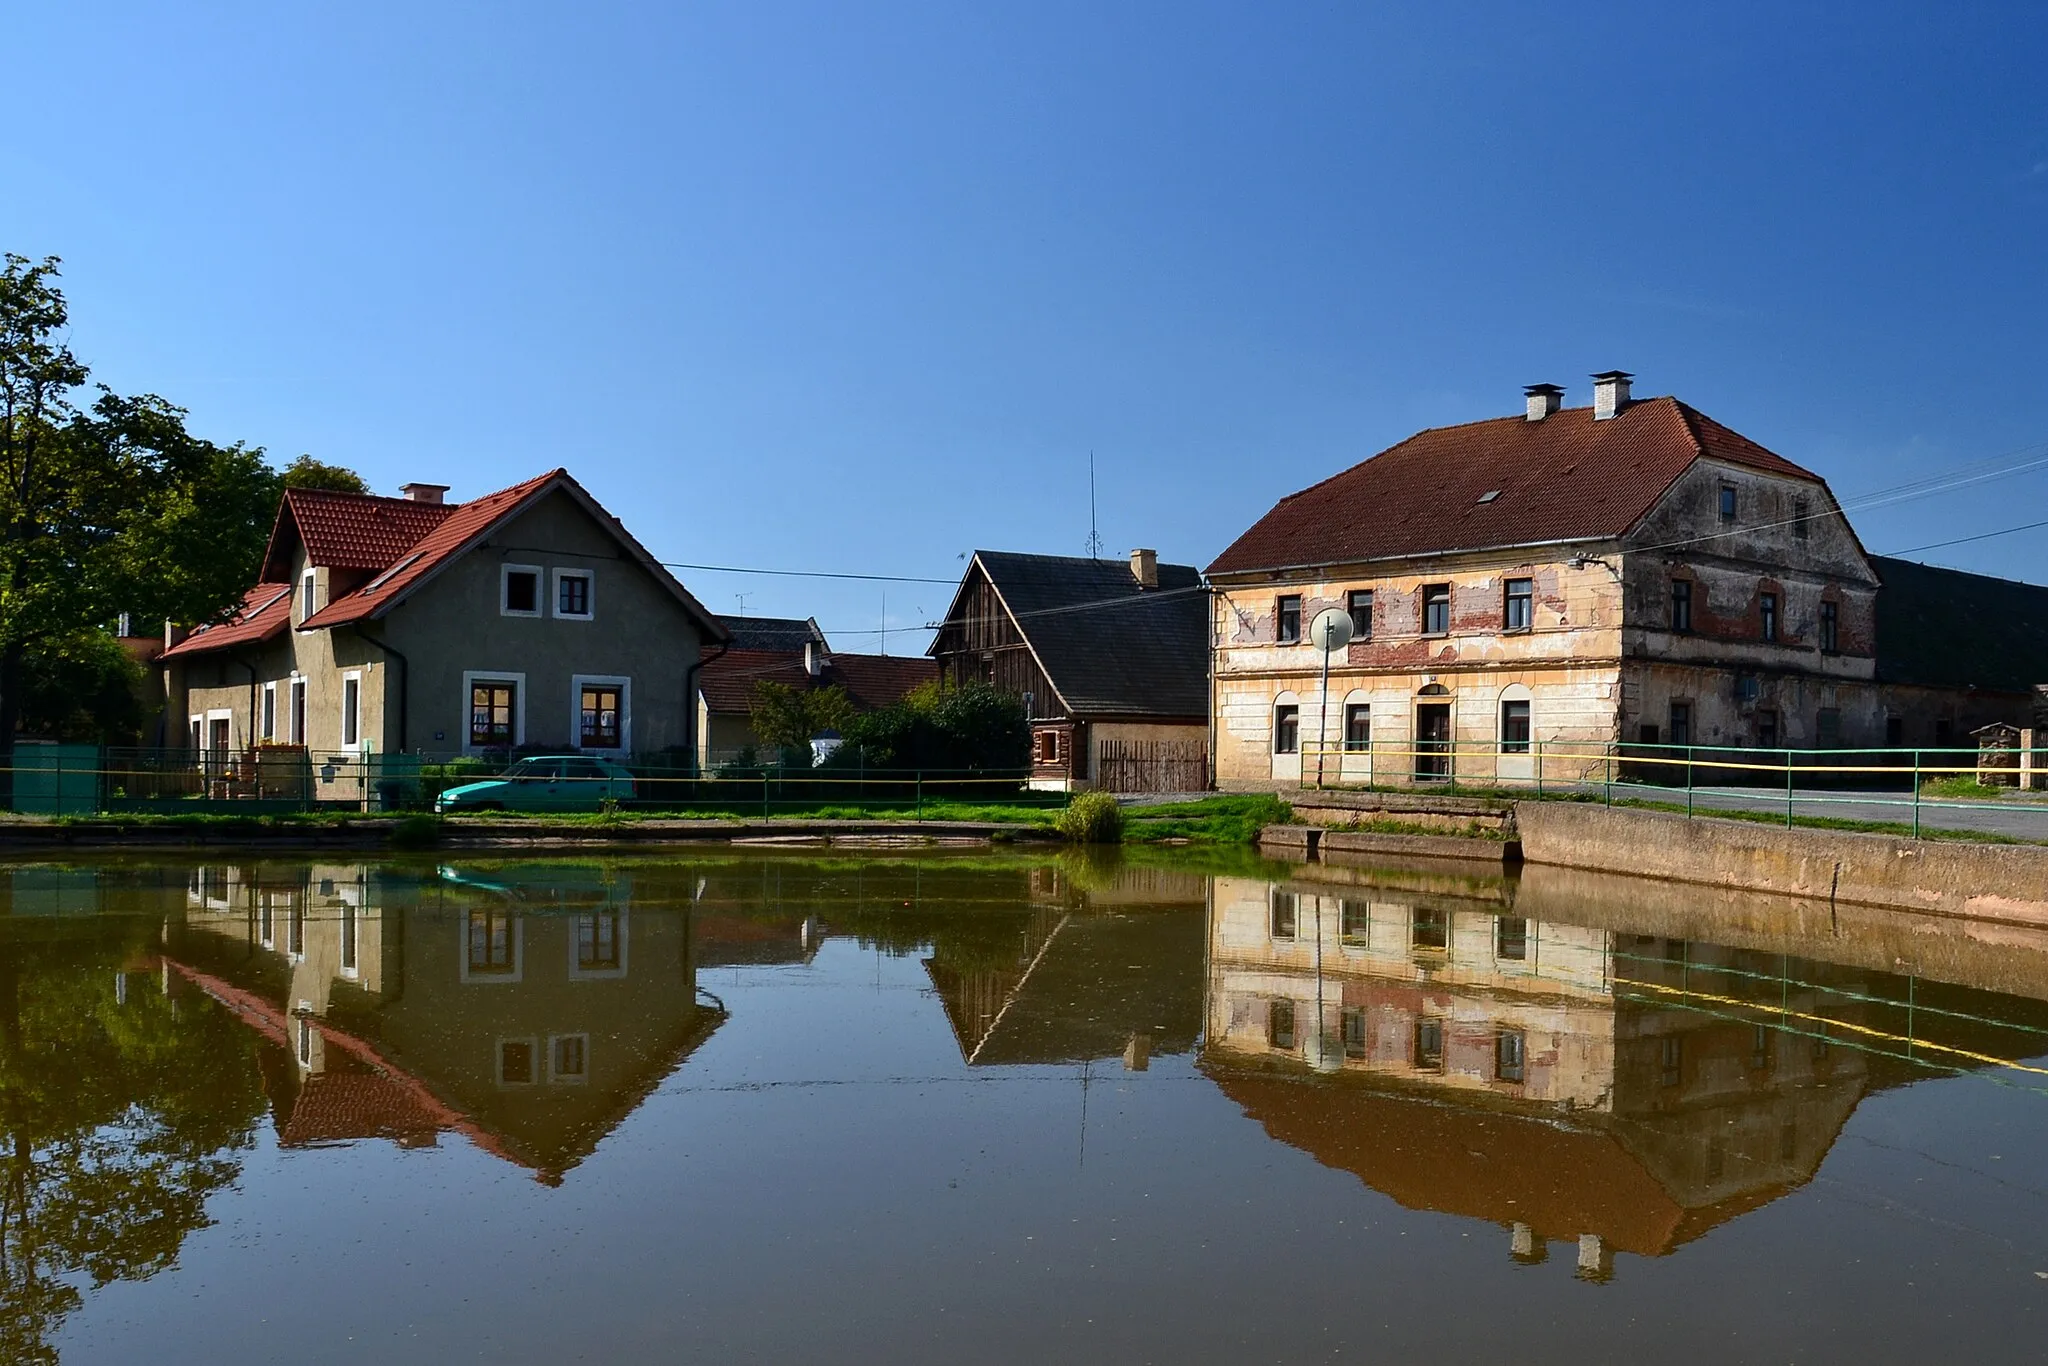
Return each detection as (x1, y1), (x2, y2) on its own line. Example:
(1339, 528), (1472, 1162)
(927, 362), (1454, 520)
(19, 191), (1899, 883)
(1122, 793), (1291, 845)
(1918, 774), (2017, 801)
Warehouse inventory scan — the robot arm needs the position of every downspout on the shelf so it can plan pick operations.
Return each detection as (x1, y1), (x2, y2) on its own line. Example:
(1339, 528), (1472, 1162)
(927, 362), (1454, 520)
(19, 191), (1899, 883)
(683, 642), (729, 776)
(235, 655), (259, 747)
(357, 627), (410, 752)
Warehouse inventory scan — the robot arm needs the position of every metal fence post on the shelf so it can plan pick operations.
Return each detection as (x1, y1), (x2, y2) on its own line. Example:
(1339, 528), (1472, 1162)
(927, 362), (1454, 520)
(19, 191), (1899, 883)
(1913, 750), (1922, 839)
(1535, 738), (1543, 798)
(1785, 749), (1795, 828)
(1604, 742), (1613, 806)
(915, 772), (923, 822)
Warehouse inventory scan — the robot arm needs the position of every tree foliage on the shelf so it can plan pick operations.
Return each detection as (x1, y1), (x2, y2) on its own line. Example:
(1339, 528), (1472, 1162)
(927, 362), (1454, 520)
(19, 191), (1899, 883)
(834, 680), (1030, 774)
(0, 254), (366, 754)
(279, 453), (368, 493)
(748, 681), (857, 754)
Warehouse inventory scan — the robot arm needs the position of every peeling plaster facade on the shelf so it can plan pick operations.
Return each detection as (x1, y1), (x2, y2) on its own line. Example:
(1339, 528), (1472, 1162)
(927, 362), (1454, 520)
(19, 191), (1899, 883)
(1211, 456), (1889, 789)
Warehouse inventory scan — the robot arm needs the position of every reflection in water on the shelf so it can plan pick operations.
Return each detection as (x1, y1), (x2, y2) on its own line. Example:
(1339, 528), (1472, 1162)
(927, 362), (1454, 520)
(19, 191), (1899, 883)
(1205, 860), (2048, 1276)
(5, 851), (2048, 1359)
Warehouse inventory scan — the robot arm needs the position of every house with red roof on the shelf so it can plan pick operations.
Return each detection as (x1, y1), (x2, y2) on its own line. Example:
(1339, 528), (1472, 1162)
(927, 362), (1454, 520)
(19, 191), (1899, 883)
(161, 471), (727, 779)
(695, 614), (936, 767)
(1206, 372), (1890, 788)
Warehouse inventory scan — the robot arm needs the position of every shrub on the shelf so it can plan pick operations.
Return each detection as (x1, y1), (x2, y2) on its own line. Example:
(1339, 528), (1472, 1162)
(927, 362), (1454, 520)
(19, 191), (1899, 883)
(1055, 790), (1124, 844)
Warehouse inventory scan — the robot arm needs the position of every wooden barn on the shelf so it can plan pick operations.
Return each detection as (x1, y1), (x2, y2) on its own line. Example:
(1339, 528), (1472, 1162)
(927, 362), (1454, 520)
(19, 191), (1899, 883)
(929, 549), (1210, 792)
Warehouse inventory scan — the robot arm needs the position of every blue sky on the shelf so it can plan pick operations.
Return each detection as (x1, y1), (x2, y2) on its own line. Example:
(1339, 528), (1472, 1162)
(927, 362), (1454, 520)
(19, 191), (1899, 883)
(9, 2), (2047, 649)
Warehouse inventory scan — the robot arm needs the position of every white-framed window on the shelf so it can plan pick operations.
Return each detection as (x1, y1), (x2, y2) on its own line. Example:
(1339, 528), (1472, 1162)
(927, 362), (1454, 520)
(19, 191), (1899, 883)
(299, 569), (318, 623)
(260, 682), (277, 742)
(289, 676), (308, 744)
(497, 1037), (539, 1085)
(548, 1034), (590, 1083)
(570, 674), (630, 753)
(553, 568), (595, 620)
(341, 670), (363, 750)
(569, 909), (628, 980)
(463, 671), (526, 753)
(459, 910), (523, 984)
(501, 564), (543, 618)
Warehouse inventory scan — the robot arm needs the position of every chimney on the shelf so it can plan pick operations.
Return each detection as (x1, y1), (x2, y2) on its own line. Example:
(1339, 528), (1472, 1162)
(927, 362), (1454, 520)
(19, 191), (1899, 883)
(1130, 548), (1159, 590)
(803, 640), (824, 678)
(1591, 371), (1634, 421)
(399, 482), (449, 504)
(1523, 383), (1564, 421)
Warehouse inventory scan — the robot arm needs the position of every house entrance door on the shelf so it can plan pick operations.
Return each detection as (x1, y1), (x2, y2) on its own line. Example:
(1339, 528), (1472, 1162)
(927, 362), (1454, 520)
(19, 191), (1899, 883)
(1414, 703), (1452, 781)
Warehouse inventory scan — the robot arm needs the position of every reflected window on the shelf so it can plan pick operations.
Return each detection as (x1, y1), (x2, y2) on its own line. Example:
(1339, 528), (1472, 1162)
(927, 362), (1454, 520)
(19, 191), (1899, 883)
(1780, 1120), (1798, 1161)
(1750, 1024), (1775, 1072)
(296, 1014), (314, 1068)
(468, 912), (519, 978)
(1495, 1030), (1526, 1083)
(1269, 890), (1298, 940)
(1660, 1035), (1683, 1087)
(577, 911), (624, 973)
(1411, 907), (1448, 952)
(1341, 1007), (1367, 1058)
(1267, 1000), (1297, 1051)
(1413, 1018), (1444, 1072)
(551, 1035), (589, 1082)
(1339, 899), (1370, 943)
(287, 902), (306, 959)
(258, 894), (276, 949)
(1495, 916), (1528, 961)
(340, 905), (358, 976)
(499, 1039), (537, 1085)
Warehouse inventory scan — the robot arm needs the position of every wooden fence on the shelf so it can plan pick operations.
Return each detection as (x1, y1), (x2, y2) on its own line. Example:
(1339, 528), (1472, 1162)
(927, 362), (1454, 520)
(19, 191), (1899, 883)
(1095, 738), (1208, 794)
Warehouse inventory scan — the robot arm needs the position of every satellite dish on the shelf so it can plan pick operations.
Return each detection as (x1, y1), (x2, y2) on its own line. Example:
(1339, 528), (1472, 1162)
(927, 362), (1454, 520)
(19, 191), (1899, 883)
(1309, 607), (1353, 653)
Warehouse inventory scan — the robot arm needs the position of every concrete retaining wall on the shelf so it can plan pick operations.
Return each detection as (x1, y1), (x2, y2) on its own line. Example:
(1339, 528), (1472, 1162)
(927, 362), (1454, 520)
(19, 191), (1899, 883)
(1516, 802), (2048, 926)
(1260, 823), (1515, 865)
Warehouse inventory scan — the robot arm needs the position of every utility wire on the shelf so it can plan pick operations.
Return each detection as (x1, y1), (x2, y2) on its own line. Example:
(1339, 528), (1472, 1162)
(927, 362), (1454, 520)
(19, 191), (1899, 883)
(661, 560), (956, 585)
(1882, 516), (2048, 557)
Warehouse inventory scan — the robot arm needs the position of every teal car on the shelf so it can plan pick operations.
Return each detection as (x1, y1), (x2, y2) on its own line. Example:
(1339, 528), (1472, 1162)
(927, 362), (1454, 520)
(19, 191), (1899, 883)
(435, 755), (636, 813)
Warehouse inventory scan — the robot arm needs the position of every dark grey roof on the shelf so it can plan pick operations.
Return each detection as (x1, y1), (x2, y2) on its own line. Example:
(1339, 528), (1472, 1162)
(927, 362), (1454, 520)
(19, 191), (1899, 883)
(960, 551), (1209, 719)
(1873, 556), (2048, 692)
(714, 615), (827, 652)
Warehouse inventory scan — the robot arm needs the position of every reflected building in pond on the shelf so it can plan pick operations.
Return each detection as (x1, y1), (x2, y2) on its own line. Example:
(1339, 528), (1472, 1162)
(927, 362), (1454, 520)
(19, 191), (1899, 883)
(1204, 869), (1943, 1274)
(160, 861), (723, 1183)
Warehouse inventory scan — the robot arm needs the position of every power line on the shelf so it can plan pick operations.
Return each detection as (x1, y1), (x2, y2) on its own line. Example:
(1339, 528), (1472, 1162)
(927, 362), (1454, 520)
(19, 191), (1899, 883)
(1883, 516), (2048, 557)
(660, 560), (956, 585)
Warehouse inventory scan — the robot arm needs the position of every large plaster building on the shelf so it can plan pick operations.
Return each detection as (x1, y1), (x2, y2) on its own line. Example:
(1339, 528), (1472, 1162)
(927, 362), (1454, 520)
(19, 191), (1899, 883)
(1205, 372), (1991, 789)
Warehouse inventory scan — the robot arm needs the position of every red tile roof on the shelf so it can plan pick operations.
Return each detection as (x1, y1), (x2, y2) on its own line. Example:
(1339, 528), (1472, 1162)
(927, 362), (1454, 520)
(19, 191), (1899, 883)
(300, 469), (565, 628)
(262, 488), (455, 579)
(159, 583), (295, 660)
(698, 649), (936, 715)
(1207, 397), (1825, 575)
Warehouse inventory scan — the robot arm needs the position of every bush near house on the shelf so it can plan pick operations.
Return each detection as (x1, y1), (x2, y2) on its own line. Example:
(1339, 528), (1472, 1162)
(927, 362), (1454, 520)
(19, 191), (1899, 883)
(1056, 791), (1125, 843)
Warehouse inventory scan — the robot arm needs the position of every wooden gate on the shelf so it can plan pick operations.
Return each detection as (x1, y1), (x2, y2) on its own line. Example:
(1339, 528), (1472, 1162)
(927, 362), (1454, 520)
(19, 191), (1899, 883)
(1095, 738), (1207, 794)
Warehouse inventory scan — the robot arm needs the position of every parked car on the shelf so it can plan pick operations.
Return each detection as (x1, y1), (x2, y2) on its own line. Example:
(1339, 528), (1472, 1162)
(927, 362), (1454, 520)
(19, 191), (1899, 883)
(435, 755), (636, 813)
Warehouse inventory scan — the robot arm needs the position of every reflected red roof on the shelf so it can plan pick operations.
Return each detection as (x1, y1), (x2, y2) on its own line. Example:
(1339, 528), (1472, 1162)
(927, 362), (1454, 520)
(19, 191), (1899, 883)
(280, 1068), (445, 1147)
(160, 583), (295, 660)
(1208, 397), (1824, 574)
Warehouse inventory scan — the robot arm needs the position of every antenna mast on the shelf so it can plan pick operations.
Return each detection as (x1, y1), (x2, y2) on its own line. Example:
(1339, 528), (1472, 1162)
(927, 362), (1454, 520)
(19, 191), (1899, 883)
(1085, 450), (1104, 559)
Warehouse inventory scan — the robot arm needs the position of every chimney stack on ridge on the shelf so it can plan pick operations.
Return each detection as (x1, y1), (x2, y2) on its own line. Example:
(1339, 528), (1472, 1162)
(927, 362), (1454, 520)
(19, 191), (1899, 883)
(1524, 383), (1564, 421)
(1591, 371), (1634, 421)
(1130, 548), (1159, 590)
(400, 482), (450, 504)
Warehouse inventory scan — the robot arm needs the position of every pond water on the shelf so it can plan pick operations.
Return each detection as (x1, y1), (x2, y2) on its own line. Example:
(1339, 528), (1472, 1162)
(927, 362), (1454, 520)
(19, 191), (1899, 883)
(6, 849), (2048, 1364)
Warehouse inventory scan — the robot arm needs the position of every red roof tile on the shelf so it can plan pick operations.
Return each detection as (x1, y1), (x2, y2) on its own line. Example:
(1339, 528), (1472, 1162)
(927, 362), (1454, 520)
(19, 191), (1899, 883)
(297, 469), (726, 638)
(1207, 397), (1825, 575)
(160, 583), (295, 660)
(262, 488), (456, 579)
(698, 649), (936, 715)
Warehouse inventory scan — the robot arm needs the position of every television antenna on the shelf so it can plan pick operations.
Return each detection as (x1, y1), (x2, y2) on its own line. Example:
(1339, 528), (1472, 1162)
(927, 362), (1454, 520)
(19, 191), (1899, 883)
(1084, 450), (1105, 560)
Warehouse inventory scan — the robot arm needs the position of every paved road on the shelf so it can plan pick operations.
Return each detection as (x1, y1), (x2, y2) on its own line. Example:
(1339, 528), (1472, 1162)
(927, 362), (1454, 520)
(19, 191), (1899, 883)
(1602, 782), (2048, 841)
(1122, 786), (2048, 841)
